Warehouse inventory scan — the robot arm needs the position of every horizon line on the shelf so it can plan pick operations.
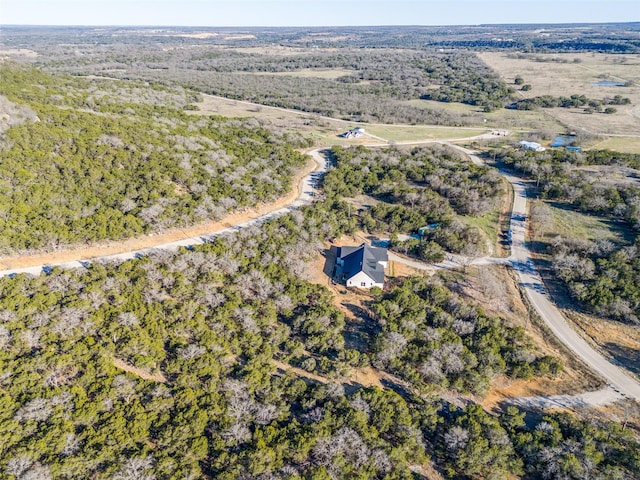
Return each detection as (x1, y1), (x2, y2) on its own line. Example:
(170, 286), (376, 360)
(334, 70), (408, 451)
(2, 21), (640, 28)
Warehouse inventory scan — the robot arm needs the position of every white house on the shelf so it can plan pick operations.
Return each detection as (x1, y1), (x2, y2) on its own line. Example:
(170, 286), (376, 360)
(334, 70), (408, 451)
(339, 127), (366, 139)
(335, 243), (388, 289)
(519, 140), (546, 152)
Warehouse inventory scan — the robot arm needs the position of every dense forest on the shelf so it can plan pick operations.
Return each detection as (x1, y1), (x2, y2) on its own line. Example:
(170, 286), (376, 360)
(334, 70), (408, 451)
(500, 148), (640, 323)
(2, 189), (637, 479)
(0, 64), (309, 253)
(66, 50), (513, 123)
(324, 145), (503, 259)
(2, 30), (640, 478)
(509, 93), (631, 113)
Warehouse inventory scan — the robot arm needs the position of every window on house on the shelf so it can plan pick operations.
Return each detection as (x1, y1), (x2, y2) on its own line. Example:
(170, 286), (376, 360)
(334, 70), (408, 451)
(361, 282), (366, 287)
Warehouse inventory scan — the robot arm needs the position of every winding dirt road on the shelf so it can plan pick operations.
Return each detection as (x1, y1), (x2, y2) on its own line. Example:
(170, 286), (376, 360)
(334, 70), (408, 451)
(0, 149), (327, 278)
(391, 143), (640, 404)
(1, 113), (637, 406)
(460, 146), (640, 403)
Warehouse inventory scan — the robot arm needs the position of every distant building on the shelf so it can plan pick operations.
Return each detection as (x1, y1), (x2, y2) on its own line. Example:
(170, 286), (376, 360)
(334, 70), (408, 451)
(519, 140), (546, 152)
(339, 127), (366, 139)
(335, 243), (388, 289)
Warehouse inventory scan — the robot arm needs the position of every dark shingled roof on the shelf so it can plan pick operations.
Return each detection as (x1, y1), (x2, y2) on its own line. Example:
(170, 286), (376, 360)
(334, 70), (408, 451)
(338, 243), (387, 284)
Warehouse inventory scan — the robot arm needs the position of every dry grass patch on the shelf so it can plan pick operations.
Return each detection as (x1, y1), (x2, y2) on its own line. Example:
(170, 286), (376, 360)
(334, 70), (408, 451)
(479, 51), (640, 135)
(112, 357), (167, 383)
(452, 265), (603, 404)
(364, 125), (488, 142)
(587, 136), (640, 154)
(532, 198), (626, 244)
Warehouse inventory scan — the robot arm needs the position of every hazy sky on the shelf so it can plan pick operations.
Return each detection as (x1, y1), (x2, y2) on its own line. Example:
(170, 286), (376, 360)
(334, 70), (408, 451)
(2, 0), (638, 26)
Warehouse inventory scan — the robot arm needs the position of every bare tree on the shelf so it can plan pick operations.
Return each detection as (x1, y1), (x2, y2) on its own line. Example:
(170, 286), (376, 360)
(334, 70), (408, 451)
(222, 423), (251, 445)
(112, 456), (156, 480)
(444, 426), (470, 451)
(0, 326), (11, 351)
(14, 397), (53, 423)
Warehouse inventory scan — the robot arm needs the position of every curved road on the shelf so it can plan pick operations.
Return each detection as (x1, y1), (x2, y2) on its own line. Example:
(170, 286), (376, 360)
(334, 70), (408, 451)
(393, 143), (640, 403)
(0, 149), (328, 278)
(462, 146), (640, 402)
(2, 126), (638, 404)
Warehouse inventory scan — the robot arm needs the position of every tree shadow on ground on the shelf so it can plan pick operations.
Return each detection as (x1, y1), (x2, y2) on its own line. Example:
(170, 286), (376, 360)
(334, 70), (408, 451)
(495, 401), (549, 428)
(605, 342), (640, 376)
(341, 302), (378, 352)
(322, 245), (338, 280)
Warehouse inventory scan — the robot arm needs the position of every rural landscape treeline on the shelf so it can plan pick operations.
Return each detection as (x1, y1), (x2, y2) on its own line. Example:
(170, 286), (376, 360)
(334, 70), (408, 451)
(1, 23), (640, 479)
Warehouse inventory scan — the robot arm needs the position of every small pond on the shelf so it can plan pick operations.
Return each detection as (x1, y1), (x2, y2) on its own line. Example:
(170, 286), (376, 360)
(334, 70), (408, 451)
(592, 81), (626, 86)
(551, 135), (576, 147)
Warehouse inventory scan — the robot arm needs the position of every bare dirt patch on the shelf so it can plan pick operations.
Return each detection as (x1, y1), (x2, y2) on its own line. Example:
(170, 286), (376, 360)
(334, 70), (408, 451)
(593, 399), (640, 435)
(452, 265), (603, 407)
(274, 360), (384, 389)
(389, 260), (426, 279)
(273, 360), (332, 385)
(112, 357), (167, 383)
(411, 462), (446, 480)
(0, 155), (317, 270)
(306, 232), (382, 354)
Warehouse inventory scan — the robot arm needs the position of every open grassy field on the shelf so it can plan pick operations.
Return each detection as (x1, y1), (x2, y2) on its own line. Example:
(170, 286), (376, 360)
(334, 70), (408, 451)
(462, 209), (501, 255)
(239, 67), (357, 79)
(363, 124), (488, 142)
(190, 94), (380, 146)
(535, 199), (628, 244)
(402, 98), (564, 131)
(190, 94), (493, 145)
(586, 135), (640, 153)
(479, 52), (640, 137)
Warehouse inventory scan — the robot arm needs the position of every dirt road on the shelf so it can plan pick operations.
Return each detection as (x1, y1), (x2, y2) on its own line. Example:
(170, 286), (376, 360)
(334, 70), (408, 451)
(391, 142), (640, 405)
(456, 145), (640, 403)
(507, 177), (640, 400)
(0, 149), (327, 277)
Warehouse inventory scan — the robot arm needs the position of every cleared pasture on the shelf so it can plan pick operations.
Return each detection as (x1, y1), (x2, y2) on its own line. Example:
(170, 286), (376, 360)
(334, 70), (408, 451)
(364, 124), (488, 142)
(246, 67), (356, 79)
(479, 52), (640, 136)
(402, 98), (563, 131)
(587, 136), (640, 153)
(536, 200), (627, 244)
(190, 94), (492, 144)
